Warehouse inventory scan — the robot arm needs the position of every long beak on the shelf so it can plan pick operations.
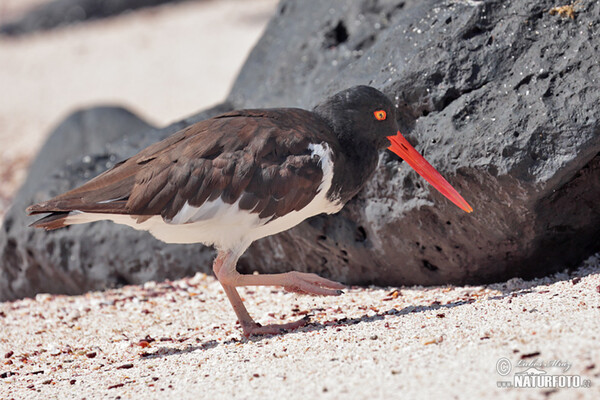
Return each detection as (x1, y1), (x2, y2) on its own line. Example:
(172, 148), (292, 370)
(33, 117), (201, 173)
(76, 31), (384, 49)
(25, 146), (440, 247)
(387, 131), (473, 213)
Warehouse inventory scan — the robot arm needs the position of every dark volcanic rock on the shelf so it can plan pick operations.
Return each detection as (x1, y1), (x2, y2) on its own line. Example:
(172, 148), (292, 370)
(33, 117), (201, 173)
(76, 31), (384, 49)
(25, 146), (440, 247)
(0, 0), (192, 36)
(0, 104), (232, 300)
(232, 0), (600, 285)
(1, 0), (599, 300)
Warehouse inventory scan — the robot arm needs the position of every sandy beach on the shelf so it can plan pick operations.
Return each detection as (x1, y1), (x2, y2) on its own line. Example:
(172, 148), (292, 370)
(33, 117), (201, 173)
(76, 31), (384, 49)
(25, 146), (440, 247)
(1, 255), (599, 399)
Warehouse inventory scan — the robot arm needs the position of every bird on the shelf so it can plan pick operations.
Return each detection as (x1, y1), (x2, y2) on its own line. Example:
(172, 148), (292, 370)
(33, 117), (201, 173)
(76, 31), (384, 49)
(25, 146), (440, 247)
(27, 86), (473, 336)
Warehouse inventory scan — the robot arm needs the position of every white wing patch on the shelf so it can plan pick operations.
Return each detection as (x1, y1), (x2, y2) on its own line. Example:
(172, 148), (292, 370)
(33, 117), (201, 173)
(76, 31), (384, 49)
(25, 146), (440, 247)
(308, 142), (335, 195)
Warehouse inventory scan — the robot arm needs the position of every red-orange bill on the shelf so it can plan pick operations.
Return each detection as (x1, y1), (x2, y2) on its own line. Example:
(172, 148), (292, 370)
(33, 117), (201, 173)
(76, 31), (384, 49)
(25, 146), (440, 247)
(387, 131), (473, 213)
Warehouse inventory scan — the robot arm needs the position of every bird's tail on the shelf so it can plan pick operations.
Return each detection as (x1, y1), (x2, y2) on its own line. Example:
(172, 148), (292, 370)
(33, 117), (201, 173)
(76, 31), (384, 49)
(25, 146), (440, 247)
(28, 211), (72, 230)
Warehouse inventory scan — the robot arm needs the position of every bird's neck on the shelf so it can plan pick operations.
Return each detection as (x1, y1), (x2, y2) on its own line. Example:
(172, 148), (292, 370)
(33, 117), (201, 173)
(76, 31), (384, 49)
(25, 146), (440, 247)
(330, 136), (380, 204)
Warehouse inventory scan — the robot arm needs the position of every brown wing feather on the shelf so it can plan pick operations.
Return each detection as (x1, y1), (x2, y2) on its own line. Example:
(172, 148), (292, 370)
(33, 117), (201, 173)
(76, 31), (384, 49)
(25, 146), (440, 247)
(27, 114), (228, 215)
(28, 109), (338, 225)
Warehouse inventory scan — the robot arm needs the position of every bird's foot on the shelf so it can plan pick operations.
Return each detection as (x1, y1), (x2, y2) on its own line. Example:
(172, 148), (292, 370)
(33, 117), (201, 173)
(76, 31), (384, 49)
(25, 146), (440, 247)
(241, 316), (309, 337)
(282, 271), (346, 296)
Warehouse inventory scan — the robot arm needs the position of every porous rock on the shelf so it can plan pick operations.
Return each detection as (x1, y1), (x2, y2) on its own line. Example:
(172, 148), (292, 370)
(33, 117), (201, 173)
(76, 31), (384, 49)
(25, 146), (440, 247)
(232, 0), (600, 285)
(1, 0), (599, 300)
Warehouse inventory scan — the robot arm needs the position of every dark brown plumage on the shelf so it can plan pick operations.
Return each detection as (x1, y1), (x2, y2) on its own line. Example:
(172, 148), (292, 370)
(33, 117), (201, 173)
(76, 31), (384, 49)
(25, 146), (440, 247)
(28, 109), (338, 227)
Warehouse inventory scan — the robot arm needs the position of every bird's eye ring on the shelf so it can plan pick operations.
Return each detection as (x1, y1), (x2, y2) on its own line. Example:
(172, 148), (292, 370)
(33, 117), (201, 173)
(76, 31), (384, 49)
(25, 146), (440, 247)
(374, 110), (386, 121)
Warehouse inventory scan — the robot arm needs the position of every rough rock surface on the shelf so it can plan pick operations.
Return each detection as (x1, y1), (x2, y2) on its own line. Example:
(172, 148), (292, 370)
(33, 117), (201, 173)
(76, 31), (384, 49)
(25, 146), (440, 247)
(232, 0), (600, 285)
(1, 0), (599, 300)
(0, 105), (231, 300)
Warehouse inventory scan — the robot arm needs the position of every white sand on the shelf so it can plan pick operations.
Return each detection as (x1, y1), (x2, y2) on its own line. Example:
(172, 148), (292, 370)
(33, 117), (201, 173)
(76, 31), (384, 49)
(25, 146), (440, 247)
(1, 254), (599, 399)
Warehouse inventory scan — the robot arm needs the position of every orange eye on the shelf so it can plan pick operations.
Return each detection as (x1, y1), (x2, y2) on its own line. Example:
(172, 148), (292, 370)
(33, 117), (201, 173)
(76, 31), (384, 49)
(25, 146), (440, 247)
(374, 110), (386, 121)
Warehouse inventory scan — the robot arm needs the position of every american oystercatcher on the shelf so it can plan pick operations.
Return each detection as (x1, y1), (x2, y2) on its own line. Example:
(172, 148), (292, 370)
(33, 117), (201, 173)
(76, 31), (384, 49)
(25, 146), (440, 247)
(27, 86), (472, 336)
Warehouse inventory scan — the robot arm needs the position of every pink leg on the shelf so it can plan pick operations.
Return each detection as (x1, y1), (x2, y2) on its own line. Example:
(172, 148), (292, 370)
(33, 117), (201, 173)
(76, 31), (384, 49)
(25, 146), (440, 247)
(212, 251), (345, 336)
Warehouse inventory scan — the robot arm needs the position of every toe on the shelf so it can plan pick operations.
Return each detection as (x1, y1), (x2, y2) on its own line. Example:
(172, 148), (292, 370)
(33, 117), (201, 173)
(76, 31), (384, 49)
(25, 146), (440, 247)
(243, 317), (308, 336)
(300, 272), (346, 289)
(285, 272), (346, 295)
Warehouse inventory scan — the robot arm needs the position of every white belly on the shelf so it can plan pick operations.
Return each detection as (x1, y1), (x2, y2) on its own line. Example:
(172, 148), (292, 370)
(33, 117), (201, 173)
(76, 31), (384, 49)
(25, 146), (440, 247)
(67, 195), (341, 251)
